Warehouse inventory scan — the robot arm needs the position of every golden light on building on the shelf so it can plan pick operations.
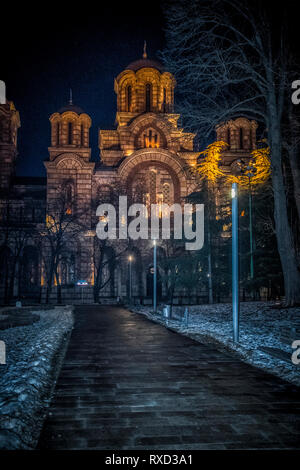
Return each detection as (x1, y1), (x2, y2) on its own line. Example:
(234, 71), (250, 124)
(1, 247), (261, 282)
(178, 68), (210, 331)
(145, 136), (160, 148)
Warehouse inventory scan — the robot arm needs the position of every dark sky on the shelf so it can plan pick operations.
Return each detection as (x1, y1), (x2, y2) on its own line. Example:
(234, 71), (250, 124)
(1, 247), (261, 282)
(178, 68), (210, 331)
(2, 1), (299, 177)
(2, 2), (165, 176)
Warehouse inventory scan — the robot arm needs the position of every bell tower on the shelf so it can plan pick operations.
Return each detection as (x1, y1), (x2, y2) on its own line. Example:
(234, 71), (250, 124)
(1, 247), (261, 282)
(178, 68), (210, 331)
(216, 117), (258, 166)
(0, 101), (20, 190)
(45, 93), (95, 216)
(48, 91), (92, 161)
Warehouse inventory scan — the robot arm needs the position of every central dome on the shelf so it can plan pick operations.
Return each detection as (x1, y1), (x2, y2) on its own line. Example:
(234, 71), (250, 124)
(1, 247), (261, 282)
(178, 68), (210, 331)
(58, 103), (85, 115)
(126, 42), (164, 73)
(126, 57), (164, 73)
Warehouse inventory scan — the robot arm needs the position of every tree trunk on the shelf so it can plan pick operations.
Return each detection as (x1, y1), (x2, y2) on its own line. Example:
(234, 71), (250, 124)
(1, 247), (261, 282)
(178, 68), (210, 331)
(207, 182), (214, 304)
(287, 110), (300, 222)
(207, 227), (213, 304)
(55, 268), (62, 304)
(4, 260), (9, 305)
(288, 144), (300, 223)
(93, 285), (99, 304)
(169, 283), (175, 316)
(270, 141), (300, 305)
(45, 286), (49, 304)
(46, 263), (55, 304)
(94, 247), (105, 303)
(8, 259), (17, 303)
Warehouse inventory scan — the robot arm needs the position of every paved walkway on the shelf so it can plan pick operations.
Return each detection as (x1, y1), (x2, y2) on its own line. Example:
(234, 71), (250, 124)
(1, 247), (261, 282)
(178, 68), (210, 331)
(38, 306), (300, 450)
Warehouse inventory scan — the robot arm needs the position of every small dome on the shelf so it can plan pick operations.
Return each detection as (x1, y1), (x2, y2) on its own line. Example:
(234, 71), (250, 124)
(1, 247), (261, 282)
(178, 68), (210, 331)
(58, 103), (85, 115)
(126, 58), (165, 73)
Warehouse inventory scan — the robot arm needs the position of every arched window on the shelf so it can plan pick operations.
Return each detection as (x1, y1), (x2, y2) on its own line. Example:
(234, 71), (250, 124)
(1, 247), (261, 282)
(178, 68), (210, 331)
(239, 128), (244, 149)
(145, 83), (151, 112)
(163, 183), (170, 204)
(142, 128), (160, 148)
(126, 85), (132, 112)
(81, 124), (84, 146)
(227, 128), (231, 147)
(56, 122), (60, 146)
(163, 88), (167, 113)
(68, 122), (73, 145)
(65, 184), (73, 215)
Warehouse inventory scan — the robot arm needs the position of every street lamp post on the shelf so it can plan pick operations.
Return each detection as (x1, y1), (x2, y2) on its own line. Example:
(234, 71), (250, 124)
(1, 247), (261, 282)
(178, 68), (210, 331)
(153, 240), (157, 313)
(128, 255), (132, 302)
(76, 280), (88, 304)
(246, 166), (255, 281)
(232, 183), (239, 342)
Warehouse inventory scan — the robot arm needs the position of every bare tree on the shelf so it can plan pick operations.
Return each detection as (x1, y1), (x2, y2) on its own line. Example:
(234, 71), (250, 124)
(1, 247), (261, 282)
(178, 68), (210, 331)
(92, 181), (129, 303)
(284, 106), (300, 223)
(160, 0), (300, 305)
(37, 188), (88, 303)
(0, 197), (32, 304)
(159, 238), (201, 310)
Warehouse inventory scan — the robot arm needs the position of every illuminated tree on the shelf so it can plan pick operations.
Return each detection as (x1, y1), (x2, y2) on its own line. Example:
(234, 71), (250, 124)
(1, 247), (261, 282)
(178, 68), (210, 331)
(196, 139), (271, 188)
(193, 141), (230, 303)
(227, 143), (271, 188)
(195, 139), (274, 301)
(197, 141), (228, 183)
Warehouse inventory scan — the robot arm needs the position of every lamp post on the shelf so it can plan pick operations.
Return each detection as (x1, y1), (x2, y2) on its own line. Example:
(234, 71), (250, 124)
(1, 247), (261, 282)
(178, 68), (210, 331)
(153, 240), (157, 313)
(128, 255), (133, 302)
(246, 165), (256, 281)
(232, 183), (239, 342)
(76, 280), (88, 304)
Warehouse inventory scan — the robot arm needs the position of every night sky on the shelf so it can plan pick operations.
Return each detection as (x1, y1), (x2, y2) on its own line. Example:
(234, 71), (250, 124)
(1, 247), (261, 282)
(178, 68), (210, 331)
(2, 3), (165, 176)
(2, 2), (299, 177)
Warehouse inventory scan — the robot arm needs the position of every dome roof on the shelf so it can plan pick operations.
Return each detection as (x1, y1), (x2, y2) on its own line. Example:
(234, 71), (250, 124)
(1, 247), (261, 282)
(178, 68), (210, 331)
(58, 103), (85, 115)
(125, 42), (164, 73)
(126, 58), (165, 73)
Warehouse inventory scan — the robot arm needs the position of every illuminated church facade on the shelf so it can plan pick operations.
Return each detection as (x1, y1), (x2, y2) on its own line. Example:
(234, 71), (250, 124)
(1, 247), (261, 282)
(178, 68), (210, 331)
(0, 51), (257, 304)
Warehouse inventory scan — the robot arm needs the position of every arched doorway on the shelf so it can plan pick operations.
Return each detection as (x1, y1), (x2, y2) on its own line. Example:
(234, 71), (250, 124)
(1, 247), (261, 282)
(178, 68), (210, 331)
(118, 149), (189, 203)
(146, 265), (162, 300)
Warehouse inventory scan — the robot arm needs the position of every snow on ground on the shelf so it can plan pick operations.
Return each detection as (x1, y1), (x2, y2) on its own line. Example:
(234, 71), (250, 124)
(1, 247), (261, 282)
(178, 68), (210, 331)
(132, 302), (300, 387)
(0, 306), (74, 449)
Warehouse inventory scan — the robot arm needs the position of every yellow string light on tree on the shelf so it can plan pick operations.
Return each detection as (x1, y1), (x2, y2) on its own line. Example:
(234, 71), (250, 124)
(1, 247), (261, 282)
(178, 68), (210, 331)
(197, 141), (229, 182)
(197, 139), (271, 187)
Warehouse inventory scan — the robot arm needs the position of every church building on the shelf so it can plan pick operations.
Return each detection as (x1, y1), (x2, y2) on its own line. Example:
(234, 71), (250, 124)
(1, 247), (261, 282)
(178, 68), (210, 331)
(0, 49), (257, 304)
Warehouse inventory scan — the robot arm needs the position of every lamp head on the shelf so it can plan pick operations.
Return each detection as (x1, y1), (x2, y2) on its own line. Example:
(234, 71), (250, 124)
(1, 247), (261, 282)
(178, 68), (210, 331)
(231, 183), (238, 199)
